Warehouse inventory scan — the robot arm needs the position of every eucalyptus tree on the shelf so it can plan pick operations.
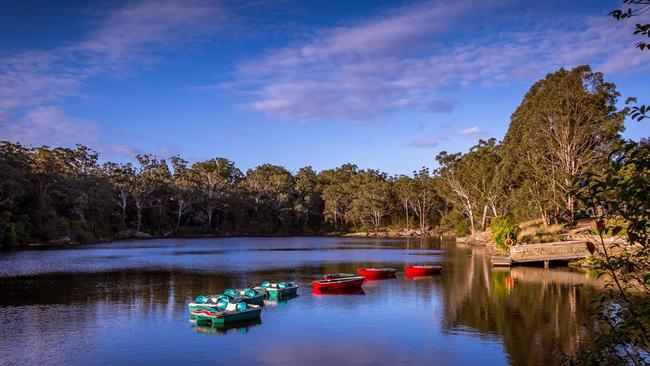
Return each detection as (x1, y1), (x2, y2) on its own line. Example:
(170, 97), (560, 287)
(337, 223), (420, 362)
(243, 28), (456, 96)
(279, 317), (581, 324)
(320, 164), (358, 229)
(0, 142), (30, 214)
(0, 142), (31, 246)
(129, 154), (171, 232)
(501, 65), (626, 225)
(28, 147), (69, 210)
(393, 175), (415, 229)
(463, 139), (502, 229)
(409, 168), (441, 232)
(170, 156), (196, 231)
(192, 158), (241, 229)
(104, 161), (134, 230)
(294, 166), (323, 230)
(346, 170), (392, 230)
(242, 164), (295, 231)
(435, 151), (479, 235)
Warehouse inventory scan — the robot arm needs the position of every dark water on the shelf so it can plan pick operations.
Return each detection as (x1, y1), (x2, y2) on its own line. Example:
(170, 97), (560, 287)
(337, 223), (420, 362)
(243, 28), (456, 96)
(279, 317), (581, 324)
(0, 237), (601, 365)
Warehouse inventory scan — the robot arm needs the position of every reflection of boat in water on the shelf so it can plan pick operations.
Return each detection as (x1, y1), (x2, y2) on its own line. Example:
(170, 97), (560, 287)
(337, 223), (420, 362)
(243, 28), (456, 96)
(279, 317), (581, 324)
(193, 317), (262, 335)
(363, 276), (395, 283)
(312, 287), (365, 296)
(404, 274), (439, 280)
(263, 293), (299, 308)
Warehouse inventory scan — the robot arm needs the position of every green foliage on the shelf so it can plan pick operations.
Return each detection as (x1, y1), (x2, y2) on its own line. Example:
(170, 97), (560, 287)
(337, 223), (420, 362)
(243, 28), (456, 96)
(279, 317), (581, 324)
(436, 138), (502, 234)
(499, 65), (625, 226)
(455, 219), (471, 237)
(0, 142), (451, 245)
(440, 211), (464, 230)
(610, 1), (650, 52)
(571, 139), (650, 364)
(490, 217), (520, 252)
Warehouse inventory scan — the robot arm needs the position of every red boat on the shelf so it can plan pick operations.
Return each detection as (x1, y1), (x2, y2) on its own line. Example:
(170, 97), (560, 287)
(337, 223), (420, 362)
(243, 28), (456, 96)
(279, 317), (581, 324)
(357, 268), (397, 278)
(404, 265), (442, 276)
(311, 276), (365, 291)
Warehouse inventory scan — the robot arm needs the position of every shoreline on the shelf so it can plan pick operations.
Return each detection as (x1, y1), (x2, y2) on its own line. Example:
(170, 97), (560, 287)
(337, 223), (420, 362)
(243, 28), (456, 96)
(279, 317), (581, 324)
(12, 229), (456, 251)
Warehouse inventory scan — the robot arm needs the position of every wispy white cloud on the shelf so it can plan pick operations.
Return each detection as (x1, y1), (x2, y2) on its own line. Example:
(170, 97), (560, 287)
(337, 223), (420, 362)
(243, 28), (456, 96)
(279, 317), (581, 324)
(227, 1), (650, 122)
(0, 105), (142, 157)
(0, 0), (223, 155)
(457, 126), (481, 136)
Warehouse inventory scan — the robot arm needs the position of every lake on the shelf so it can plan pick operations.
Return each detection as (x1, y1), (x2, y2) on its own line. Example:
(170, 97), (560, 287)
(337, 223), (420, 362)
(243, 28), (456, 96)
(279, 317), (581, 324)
(0, 237), (601, 365)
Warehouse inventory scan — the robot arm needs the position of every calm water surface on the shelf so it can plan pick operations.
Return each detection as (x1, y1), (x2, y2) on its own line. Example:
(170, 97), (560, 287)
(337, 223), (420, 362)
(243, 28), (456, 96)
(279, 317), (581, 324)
(0, 237), (601, 365)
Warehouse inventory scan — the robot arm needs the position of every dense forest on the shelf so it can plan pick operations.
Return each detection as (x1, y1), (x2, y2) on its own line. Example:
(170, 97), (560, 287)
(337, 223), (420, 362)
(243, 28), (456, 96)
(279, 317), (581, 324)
(0, 65), (643, 247)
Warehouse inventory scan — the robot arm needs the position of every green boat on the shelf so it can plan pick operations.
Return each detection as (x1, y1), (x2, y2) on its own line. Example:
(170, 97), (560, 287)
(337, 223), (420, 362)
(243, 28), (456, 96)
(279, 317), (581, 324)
(188, 287), (264, 319)
(188, 295), (230, 319)
(255, 281), (299, 300)
(223, 288), (265, 305)
(193, 302), (262, 326)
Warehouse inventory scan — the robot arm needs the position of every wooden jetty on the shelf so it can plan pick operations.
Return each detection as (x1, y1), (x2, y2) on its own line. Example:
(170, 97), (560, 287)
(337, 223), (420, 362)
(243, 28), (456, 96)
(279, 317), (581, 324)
(491, 240), (591, 267)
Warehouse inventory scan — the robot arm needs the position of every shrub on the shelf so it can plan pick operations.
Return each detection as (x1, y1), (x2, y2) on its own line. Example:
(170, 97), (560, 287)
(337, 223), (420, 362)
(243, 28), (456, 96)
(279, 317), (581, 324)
(490, 217), (521, 252)
(71, 220), (95, 243)
(441, 211), (464, 231)
(455, 219), (471, 237)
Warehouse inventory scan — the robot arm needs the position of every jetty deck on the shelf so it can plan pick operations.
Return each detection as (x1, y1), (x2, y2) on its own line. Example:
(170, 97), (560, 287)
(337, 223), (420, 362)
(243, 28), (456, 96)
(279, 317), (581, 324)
(490, 240), (591, 267)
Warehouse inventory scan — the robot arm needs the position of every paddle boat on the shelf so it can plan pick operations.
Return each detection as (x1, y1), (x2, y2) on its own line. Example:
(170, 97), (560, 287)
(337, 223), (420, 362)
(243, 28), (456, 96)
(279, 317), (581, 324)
(255, 281), (299, 300)
(357, 268), (397, 278)
(223, 288), (265, 305)
(311, 275), (365, 291)
(404, 265), (443, 276)
(188, 294), (230, 319)
(193, 302), (262, 326)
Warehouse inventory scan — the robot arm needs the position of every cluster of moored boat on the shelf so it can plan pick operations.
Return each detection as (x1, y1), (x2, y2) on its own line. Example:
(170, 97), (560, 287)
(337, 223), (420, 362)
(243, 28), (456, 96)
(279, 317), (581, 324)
(188, 265), (442, 328)
(311, 265), (442, 293)
(189, 281), (298, 327)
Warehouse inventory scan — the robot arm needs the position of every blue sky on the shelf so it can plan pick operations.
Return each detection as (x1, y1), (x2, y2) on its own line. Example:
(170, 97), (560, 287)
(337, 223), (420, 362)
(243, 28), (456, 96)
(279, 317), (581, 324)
(1, 0), (649, 175)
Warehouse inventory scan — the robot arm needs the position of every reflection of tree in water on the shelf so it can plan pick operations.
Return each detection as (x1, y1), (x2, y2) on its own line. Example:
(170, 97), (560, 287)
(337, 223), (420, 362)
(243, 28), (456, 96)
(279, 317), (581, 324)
(441, 245), (601, 365)
(0, 271), (232, 309)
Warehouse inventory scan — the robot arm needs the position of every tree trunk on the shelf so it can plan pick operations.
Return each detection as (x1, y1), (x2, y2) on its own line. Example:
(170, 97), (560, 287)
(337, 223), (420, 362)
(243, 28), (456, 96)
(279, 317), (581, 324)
(176, 202), (184, 231)
(136, 206), (142, 232)
(207, 209), (213, 229)
(566, 195), (575, 227)
(481, 204), (488, 231)
(404, 201), (409, 230)
(468, 209), (476, 235)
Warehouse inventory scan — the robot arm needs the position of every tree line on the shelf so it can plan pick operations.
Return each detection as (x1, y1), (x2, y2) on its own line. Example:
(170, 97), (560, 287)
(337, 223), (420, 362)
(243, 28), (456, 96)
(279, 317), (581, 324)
(0, 143), (454, 247)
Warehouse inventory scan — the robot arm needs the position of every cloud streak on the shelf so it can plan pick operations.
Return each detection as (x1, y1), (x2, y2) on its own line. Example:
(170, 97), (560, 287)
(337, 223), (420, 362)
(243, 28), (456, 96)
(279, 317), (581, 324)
(0, 0), (223, 155)
(457, 126), (481, 136)
(229, 1), (650, 122)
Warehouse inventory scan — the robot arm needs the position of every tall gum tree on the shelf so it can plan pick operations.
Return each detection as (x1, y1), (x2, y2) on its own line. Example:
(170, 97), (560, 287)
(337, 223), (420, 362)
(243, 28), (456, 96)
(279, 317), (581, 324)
(500, 65), (626, 226)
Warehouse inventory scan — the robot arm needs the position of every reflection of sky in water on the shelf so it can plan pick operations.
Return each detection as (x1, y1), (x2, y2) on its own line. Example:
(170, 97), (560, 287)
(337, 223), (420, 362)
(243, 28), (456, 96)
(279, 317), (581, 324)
(0, 237), (600, 365)
(0, 237), (444, 277)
